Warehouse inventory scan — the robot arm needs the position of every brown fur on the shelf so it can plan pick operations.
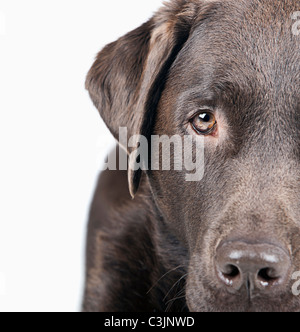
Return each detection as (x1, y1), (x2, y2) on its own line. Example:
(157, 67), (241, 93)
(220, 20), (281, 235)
(83, 0), (300, 312)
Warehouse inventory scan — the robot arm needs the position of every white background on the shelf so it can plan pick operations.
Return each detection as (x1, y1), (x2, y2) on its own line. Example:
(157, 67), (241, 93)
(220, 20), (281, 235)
(0, 0), (163, 312)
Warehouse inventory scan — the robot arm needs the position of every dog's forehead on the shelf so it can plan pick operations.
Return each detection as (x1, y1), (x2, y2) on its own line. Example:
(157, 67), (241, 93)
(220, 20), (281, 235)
(171, 0), (300, 103)
(193, 1), (299, 66)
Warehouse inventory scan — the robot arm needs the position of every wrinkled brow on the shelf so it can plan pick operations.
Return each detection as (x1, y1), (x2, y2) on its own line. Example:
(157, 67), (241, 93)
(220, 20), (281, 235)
(175, 76), (259, 121)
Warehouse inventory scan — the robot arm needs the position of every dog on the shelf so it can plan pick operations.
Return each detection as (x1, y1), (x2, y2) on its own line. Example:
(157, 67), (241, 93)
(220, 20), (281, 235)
(83, 0), (300, 312)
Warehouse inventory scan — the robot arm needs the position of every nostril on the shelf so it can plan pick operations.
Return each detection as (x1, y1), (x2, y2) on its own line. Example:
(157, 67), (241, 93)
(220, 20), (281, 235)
(217, 263), (242, 290)
(257, 268), (279, 285)
(223, 264), (240, 279)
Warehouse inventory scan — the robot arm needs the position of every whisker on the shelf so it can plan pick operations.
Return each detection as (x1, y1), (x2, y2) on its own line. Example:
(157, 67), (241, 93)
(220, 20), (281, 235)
(147, 265), (184, 295)
(163, 273), (188, 302)
(165, 291), (187, 312)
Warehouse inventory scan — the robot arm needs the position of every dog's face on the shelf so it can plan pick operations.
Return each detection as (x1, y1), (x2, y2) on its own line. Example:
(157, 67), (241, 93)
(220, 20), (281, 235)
(151, 1), (300, 311)
(87, 0), (300, 311)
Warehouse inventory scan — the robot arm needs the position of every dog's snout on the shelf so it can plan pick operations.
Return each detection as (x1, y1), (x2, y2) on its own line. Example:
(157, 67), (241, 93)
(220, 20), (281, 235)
(215, 241), (292, 295)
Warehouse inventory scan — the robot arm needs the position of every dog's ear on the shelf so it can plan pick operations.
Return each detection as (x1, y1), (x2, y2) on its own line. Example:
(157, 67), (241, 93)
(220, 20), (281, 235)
(86, 0), (199, 197)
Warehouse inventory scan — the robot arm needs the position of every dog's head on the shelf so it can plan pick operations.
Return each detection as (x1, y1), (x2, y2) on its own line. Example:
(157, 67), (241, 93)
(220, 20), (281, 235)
(86, 0), (300, 312)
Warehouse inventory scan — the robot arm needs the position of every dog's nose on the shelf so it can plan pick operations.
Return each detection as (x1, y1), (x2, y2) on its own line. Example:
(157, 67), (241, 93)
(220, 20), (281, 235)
(215, 241), (291, 294)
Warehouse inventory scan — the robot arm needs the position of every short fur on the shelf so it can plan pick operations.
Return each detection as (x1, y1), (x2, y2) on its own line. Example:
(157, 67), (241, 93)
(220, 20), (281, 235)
(83, 0), (300, 312)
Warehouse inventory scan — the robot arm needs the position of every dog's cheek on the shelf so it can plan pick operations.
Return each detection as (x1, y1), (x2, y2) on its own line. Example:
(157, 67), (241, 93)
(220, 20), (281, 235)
(185, 251), (223, 312)
(147, 170), (190, 242)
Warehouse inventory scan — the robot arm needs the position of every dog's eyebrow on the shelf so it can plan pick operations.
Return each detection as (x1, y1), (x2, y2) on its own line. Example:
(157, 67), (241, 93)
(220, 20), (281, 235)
(174, 78), (252, 123)
(176, 87), (215, 109)
(175, 87), (217, 124)
(177, 87), (216, 107)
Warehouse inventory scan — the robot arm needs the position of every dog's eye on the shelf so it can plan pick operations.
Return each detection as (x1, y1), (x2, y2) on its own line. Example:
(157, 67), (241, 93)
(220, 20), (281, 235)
(190, 112), (217, 135)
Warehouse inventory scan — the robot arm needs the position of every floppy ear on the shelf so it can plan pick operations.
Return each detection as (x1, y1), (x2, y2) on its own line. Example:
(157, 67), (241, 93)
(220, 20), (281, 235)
(86, 0), (199, 197)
